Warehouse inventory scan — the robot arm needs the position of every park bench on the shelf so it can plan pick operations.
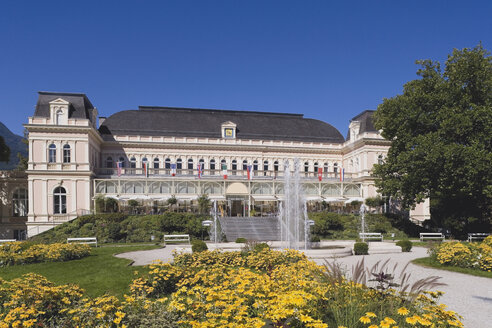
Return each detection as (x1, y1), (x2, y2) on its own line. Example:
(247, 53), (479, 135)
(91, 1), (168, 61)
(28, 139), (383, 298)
(420, 233), (445, 242)
(163, 234), (190, 245)
(467, 233), (490, 242)
(359, 232), (383, 241)
(67, 237), (98, 247)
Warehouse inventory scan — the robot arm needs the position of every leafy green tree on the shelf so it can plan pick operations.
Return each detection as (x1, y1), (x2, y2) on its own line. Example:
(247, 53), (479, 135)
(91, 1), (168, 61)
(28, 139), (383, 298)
(0, 136), (10, 163)
(373, 44), (492, 235)
(197, 194), (211, 214)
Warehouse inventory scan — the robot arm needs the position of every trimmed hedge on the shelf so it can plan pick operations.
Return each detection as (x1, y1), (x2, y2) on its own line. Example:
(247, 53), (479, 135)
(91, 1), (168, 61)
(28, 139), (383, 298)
(396, 239), (413, 252)
(31, 213), (210, 244)
(191, 240), (208, 253)
(353, 242), (369, 255)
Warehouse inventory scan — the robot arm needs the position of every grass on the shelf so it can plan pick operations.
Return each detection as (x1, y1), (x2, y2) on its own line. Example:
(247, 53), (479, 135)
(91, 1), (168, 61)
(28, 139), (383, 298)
(0, 244), (160, 299)
(412, 257), (492, 279)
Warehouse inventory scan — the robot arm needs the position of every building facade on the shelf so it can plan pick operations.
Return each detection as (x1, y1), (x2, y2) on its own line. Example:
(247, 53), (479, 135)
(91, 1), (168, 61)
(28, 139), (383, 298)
(15, 91), (428, 238)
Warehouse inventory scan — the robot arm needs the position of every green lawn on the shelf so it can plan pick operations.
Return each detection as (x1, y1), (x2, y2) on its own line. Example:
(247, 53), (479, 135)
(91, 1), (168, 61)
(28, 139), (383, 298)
(0, 244), (160, 299)
(412, 257), (492, 279)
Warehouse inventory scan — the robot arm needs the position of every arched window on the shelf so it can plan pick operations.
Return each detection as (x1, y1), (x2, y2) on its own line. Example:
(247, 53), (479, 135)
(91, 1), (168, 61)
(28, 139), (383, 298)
(323, 162), (329, 173)
(48, 144), (56, 163)
(53, 186), (66, 214)
(106, 156), (113, 168)
(210, 159), (216, 174)
(13, 188), (28, 217)
(176, 158), (182, 174)
(314, 162), (319, 173)
(253, 160), (258, 175)
(153, 158), (159, 169)
(378, 155), (384, 165)
(263, 160), (269, 176)
(164, 158), (171, 169)
(130, 157), (136, 168)
(333, 163), (339, 177)
(199, 159), (205, 175)
(118, 157), (125, 167)
(221, 159), (227, 173)
(142, 157), (148, 168)
(274, 161), (279, 172)
(304, 162), (309, 173)
(187, 158), (193, 174)
(242, 160), (248, 170)
(63, 144), (71, 163)
(231, 160), (237, 175)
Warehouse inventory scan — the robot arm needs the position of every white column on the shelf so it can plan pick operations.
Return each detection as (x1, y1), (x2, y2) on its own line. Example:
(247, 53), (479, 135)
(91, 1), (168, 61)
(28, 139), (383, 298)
(72, 180), (77, 215)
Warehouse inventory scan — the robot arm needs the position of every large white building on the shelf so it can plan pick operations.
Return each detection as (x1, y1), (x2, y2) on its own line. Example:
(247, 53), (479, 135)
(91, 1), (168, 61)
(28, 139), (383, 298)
(0, 91), (429, 239)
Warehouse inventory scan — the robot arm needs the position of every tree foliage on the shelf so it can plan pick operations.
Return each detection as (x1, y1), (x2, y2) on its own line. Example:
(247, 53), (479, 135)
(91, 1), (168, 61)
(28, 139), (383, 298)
(0, 136), (10, 163)
(373, 44), (492, 234)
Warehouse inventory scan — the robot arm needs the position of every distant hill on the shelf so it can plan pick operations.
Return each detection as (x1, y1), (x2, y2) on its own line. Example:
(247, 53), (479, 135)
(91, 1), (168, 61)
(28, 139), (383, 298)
(0, 122), (27, 170)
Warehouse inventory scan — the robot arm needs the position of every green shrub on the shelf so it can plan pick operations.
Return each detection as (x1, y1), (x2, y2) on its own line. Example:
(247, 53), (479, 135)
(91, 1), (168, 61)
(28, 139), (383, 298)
(353, 242), (368, 255)
(310, 235), (321, 242)
(191, 239), (208, 253)
(396, 239), (412, 252)
(235, 237), (247, 243)
(253, 242), (270, 252)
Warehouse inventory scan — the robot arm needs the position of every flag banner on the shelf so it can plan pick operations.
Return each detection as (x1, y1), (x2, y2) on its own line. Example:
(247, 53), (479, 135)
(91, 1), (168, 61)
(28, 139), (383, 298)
(197, 163), (204, 179)
(143, 162), (148, 177)
(318, 167), (323, 181)
(247, 165), (253, 180)
(339, 167), (344, 182)
(117, 161), (122, 177)
(221, 163), (228, 179)
(171, 163), (177, 176)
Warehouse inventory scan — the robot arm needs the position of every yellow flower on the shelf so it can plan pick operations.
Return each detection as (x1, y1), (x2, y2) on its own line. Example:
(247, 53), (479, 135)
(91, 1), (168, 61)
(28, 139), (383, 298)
(397, 307), (409, 315)
(360, 316), (372, 324)
(366, 312), (377, 318)
(406, 315), (419, 325)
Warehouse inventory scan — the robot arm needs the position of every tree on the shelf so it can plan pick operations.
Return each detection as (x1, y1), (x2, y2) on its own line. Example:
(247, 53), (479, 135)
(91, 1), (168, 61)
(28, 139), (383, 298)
(0, 136), (10, 163)
(373, 44), (492, 235)
(197, 194), (211, 215)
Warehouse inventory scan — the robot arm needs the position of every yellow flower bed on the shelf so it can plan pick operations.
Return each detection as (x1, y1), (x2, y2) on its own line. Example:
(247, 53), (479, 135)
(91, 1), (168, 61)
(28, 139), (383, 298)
(0, 249), (464, 327)
(435, 237), (492, 271)
(0, 242), (91, 266)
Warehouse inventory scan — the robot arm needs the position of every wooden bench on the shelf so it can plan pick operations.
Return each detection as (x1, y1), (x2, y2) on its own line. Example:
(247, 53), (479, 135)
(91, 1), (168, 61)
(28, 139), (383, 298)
(467, 233), (489, 242)
(359, 233), (383, 241)
(67, 237), (98, 247)
(163, 234), (190, 245)
(420, 233), (445, 242)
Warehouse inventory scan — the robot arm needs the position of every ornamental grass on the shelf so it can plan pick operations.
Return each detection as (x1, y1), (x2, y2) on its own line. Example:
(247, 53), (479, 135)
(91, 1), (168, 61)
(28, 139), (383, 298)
(0, 242), (91, 266)
(0, 248), (464, 327)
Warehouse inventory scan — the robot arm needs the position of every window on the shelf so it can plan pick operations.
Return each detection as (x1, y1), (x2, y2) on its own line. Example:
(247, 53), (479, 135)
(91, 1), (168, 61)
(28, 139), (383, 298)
(119, 157), (126, 167)
(232, 160), (237, 175)
(176, 158), (182, 169)
(187, 159), (193, 174)
(13, 188), (28, 217)
(199, 159), (205, 175)
(210, 159), (216, 174)
(378, 155), (384, 165)
(48, 144), (56, 163)
(314, 162), (319, 173)
(153, 158), (159, 169)
(53, 187), (66, 214)
(63, 144), (71, 163)
(106, 156), (113, 168)
(164, 158), (171, 169)
(263, 160), (269, 176)
(253, 160), (258, 175)
(304, 162), (309, 173)
(323, 162), (329, 173)
(242, 160), (248, 170)
(56, 109), (63, 125)
(130, 157), (136, 168)
(221, 159), (227, 171)
(334, 163), (338, 177)
(142, 157), (148, 168)
(274, 161), (279, 172)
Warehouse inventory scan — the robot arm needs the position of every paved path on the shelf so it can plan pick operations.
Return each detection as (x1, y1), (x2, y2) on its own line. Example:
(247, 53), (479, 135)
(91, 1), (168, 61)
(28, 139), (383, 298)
(116, 246), (491, 327)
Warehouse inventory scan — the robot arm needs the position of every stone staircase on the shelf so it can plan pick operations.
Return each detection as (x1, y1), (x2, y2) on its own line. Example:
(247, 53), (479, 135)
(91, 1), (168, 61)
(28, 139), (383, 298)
(219, 216), (281, 241)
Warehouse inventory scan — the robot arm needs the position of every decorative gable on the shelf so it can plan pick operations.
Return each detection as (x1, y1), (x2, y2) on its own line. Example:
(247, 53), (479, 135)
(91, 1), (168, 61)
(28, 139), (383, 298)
(349, 121), (361, 141)
(221, 121), (237, 139)
(49, 98), (70, 125)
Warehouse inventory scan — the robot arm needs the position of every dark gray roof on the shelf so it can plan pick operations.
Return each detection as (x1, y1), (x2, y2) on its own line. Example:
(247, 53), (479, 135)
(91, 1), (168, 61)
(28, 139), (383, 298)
(34, 92), (95, 120)
(99, 106), (345, 143)
(346, 110), (377, 140)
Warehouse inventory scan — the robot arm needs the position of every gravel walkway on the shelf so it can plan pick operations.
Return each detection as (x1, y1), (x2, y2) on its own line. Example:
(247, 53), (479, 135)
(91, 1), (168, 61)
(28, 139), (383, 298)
(116, 246), (491, 327)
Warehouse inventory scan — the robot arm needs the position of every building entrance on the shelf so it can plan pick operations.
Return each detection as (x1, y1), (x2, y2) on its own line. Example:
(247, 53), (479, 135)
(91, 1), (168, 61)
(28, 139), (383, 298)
(227, 197), (248, 216)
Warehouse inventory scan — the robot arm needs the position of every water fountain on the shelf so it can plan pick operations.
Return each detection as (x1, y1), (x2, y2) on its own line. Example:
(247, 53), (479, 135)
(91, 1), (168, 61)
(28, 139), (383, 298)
(279, 159), (310, 250)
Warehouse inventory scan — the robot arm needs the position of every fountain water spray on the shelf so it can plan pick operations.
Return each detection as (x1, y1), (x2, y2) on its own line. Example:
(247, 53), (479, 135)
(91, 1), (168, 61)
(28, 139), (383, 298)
(279, 159), (310, 250)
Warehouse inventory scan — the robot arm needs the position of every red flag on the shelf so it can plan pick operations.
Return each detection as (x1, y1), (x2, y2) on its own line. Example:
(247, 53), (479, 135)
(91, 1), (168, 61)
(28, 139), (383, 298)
(318, 167), (322, 181)
(117, 161), (122, 177)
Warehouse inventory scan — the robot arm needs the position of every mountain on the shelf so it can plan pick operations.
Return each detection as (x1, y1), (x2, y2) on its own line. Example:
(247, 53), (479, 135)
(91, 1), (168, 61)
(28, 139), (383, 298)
(0, 122), (27, 170)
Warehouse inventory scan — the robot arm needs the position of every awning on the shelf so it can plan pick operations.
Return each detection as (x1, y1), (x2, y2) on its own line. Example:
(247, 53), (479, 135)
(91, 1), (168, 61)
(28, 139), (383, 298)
(323, 197), (346, 203)
(121, 195), (152, 200)
(208, 195), (226, 201)
(344, 197), (364, 204)
(104, 195), (120, 200)
(305, 196), (323, 201)
(252, 195), (277, 201)
(177, 195), (198, 202)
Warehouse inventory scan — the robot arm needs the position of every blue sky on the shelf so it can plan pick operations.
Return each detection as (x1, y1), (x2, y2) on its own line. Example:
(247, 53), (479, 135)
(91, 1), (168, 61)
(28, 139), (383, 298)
(1, 0), (491, 136)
